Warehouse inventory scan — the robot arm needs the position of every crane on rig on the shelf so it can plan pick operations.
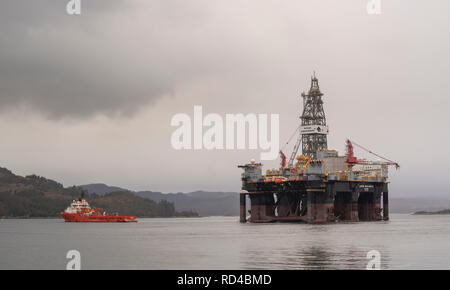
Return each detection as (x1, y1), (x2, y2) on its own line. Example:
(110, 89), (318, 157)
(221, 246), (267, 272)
(279, 125), (301, 168)
(278, 135), (301, 168)
(279, 151), (287, 168)
(280, 138), (400, 170)
(288, 135), (302, 167)
(345, 139), (400, 169)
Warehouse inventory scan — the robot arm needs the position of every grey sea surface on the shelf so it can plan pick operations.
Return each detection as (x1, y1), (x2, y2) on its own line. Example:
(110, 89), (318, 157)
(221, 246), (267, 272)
(0, 214), (449, 270)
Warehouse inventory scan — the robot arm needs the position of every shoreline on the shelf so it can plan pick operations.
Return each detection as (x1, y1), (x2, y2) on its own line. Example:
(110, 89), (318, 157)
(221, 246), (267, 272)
(413, 209), (450, 215)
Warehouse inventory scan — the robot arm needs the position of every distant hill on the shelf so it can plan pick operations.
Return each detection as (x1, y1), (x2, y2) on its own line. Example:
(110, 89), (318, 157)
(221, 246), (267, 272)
(79, 183), (130, 195)
(134, 190), (239, 216)
(390, 198), (450, 214)
(0, 167), (197, 218)
(413, 209), (450, 215)
(81, 185), (239, 216)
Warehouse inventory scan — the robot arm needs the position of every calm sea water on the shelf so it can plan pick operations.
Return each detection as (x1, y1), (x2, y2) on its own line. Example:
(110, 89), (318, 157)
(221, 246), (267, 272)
(1, 214), (450, 270)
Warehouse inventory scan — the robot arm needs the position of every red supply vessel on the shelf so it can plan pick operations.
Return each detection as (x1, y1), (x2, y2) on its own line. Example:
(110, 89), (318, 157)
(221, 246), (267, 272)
(61, 198), (137, 222)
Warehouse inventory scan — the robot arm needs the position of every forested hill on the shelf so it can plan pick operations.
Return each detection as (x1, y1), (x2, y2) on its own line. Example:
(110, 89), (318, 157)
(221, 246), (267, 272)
(81, 184), (240, 216)
(0, 167), (197, 218)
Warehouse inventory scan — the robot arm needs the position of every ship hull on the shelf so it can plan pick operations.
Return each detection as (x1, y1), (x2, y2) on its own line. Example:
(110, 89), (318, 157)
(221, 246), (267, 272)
(61, 213), (137, 222)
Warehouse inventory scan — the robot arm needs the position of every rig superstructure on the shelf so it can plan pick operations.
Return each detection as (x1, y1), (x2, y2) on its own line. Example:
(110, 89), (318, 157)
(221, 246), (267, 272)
(238, 73), (399, 223)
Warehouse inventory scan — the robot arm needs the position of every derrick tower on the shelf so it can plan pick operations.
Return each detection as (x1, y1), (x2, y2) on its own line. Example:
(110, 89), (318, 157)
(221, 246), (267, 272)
(300, 73), (328, 158)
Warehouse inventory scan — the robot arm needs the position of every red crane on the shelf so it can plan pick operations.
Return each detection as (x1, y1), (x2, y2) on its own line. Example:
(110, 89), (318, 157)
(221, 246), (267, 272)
(279, 151), (287, 168)
(346, 139), (400, 169)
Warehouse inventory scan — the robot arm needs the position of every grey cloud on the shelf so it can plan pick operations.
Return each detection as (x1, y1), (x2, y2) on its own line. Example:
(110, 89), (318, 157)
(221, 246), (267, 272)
(0, 0), (317, 119)
(0, 1), (174, 119)
(0, 0), (308, 119)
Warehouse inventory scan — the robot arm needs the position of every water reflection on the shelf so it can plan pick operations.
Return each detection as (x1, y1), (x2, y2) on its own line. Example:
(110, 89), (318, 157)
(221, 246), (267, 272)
(240, 223), (392, 270)
(243, 244), (392, 269)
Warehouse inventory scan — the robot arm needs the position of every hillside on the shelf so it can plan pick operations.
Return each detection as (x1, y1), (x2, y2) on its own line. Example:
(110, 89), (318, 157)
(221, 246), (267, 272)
(413, 209), (450, 215)
(79, 183), (130, 195)
(0, 167), (198, 218)
(81, 184), (239, 216)
(390, 198), (450, 214)
(134, 191), (239, 216)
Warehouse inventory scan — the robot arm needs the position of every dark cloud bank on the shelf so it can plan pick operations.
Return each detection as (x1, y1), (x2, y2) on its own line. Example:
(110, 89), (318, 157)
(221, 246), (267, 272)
(0, 1), (174, 119)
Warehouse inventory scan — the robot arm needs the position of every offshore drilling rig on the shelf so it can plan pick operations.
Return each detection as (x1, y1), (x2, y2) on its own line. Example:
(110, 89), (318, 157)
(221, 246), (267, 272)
(238, 73), (399, 223)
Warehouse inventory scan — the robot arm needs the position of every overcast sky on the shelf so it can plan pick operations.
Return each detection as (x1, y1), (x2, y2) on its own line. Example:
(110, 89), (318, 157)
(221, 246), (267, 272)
(0, 0), (449, 197)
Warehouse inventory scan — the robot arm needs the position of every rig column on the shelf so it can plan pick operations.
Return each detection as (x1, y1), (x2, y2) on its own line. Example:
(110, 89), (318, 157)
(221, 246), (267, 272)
(339, 192), (355, 221)
(350, 190), (360, 222)
(249, 193), (275, 223)
(383, 191), (389, 221)
(373, 186), (383, 221)
(240, 193), (246, 223)
(306, 186), (335, 223)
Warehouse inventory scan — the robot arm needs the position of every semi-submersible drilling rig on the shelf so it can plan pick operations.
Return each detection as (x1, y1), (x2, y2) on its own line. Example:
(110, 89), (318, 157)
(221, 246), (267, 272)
(239, 73), (399, 223)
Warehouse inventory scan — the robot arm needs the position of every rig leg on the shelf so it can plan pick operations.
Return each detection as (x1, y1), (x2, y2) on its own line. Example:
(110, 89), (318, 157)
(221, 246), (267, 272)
(358, 191), (375, 221)
(339, 192), (357, 221)
(350, 191), (360, 222)
(383, 191), (389, 221)
(249, 193), (275, 223)
(240, 193), (246, 223)
(334, 192), (344, 220)
(275, 193), (291, 217)
(306, 188), (335, 223)
(373, 186), (383, 221)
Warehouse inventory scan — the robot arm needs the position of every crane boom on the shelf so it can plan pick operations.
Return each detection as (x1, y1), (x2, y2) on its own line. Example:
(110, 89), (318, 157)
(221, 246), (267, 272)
(279, 151), (287, 168)
(346, 139), (400, 169)
(288, 135), (301, 166)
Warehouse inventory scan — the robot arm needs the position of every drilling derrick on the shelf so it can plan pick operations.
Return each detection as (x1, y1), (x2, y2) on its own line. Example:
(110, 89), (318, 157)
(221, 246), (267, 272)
(287, 73), (329, 165)
(300, 73), (328, 158)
